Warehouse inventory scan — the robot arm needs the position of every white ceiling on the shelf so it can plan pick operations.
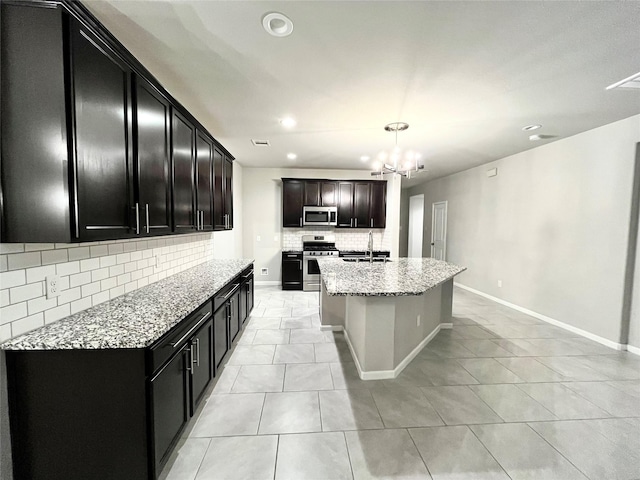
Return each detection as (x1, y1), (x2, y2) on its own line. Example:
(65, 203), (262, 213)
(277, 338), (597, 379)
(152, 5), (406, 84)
(84, 1), (640, 186)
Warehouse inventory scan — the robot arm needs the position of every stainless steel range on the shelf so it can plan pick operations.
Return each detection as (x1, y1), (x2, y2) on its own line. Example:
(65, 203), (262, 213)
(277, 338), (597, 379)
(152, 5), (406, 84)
(302, 235), (338, 291)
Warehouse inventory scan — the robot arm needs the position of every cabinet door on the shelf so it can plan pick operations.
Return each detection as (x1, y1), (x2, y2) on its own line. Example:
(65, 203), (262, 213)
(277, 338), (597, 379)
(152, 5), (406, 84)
(195, 131), (214, 231)
(353, 182), (371, 228)
(282, 255), (303, 290)
(228, 287), (240, 344)
(134, 76), (172, 236)
(282, 180), (304, 227)
(224, 157), (233, 229)
(213, 147), (225, 230)
(247, 274), (255, 314)
(321, 181), (338, 206)
(71, 20), (133, 241)
(304, 181), (320, 206)
(150, 347), (189, 473)
(337, 182), (354, 227)
(172, 110), (196, 232)
(213, 305), (228, 369)
(370, 181), (387, 228)
(190, 317), (213, 414)
(240, 279), (248, 326)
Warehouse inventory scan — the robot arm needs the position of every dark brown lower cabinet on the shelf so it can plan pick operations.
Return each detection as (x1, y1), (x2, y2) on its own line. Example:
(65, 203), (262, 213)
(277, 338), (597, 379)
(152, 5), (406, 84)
(282, 252), (303, 290)
(5, 265), (254, 480)
(240, 266), (254, 325)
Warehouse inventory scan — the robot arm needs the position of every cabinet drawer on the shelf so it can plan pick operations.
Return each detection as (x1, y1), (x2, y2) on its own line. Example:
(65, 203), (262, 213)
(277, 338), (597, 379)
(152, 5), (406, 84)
(148, 301), (212, 375)
(213, 281), (240, 312)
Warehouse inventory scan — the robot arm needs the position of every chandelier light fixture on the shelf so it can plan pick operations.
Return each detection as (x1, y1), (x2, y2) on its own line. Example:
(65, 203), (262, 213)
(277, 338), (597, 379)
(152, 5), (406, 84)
(370, 122), (425, 179)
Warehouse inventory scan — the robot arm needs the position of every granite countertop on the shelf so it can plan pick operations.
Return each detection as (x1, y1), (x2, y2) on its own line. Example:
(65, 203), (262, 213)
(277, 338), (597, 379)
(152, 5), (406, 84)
(1, 258), (254, 351)
(317, 257), (465, 296)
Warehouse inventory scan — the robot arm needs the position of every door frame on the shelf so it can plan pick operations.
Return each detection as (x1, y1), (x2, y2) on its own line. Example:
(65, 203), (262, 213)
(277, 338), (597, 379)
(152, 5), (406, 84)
(431, 201), (448, 260)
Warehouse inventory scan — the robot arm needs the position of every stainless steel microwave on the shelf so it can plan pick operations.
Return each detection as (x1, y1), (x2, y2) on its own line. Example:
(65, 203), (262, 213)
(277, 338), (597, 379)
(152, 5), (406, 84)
(303, 206), (337, 226)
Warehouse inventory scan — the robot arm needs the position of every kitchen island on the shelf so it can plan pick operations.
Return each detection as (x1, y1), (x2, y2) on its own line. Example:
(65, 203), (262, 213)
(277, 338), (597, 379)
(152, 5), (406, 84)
(317, 257), (466, 379)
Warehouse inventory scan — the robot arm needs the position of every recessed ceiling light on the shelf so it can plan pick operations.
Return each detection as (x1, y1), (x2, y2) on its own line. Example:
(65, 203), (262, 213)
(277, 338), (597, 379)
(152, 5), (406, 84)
(262, 12), (294, 37)
(280, 117), (297, 128)
(360, 155), (370, 162)
(287, 153), (297, 160)
(522, 124), (541, 131)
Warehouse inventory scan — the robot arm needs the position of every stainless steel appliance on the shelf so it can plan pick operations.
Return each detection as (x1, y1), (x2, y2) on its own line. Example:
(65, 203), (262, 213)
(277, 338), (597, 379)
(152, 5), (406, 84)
(302, 206), (337, 226)
(302, 234), (338, 291)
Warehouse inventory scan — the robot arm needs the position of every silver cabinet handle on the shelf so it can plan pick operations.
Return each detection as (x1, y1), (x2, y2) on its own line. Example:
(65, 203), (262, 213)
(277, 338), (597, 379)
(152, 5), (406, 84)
(299, 217), (302, 227)
(195, 338), (200, 366)
(200, 211), (204, 230)
(169, 311), (212, 348)
(298, 260), (303, 269)
(222, 283), (240, 300)
(197, 210), (201, 230)
(371, 218), (373, 228)
(146, 204), (150, 233)
(135, 203), (140, 235)
(189, 344), (195, 375)
(350, 218), (353, 227)
(355, 218), (358, 228)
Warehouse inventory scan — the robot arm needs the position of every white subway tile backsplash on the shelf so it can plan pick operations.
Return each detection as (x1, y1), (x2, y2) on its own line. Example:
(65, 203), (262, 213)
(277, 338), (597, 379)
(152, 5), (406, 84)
(70, 297), (92, 315)
(44, 303), (71, 324)
(9, 282), (44, 304)
(68, 246), (91, 261)
(41, 249), (69, 266)
(0, 233), (216, 341)
(27, 296), (58, 316)
(0, 244), (24, 254)
(90, 245), (109, 257)
(80, 257), (101, 272)
(91, 268), (109, 282)
(70, 271), (92, 288)
(56, 261), (80, 277)
(26, 265), (56, 284)
(1, 290), (10, 308)
(57, 287), (81, 306)
(1, 269), (27, 289)
(81, 281), (101, 298)
(1, 302), (28, 325)
(8, 252), (41, 270)
(11, 313), (44, 337)
(92, 291), (109, 306)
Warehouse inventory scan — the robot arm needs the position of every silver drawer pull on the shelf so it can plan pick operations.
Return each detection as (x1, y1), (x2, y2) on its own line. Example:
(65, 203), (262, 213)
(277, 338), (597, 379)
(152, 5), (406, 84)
(222, 284), (240, 300)
(169, 311), (211, 348)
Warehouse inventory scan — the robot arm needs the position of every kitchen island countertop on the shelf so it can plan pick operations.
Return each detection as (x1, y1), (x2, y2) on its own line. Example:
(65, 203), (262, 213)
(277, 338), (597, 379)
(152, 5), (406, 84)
(0, 258), (253, 351)
(317, 257), (465, 296)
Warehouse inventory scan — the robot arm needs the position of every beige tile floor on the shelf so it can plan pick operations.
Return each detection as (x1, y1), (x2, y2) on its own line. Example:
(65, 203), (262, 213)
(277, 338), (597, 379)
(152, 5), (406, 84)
(160, 286), (640, 480)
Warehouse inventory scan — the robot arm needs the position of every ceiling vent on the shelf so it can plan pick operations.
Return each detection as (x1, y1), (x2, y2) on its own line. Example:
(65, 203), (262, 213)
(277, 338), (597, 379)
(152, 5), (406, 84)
(251, 139), (271, 147)
(606, 71), (640, 90)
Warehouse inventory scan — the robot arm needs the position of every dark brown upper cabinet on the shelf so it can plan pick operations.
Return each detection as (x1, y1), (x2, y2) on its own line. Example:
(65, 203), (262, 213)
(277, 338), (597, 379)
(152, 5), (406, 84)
(282, 180), (305, 227)
(71, 18), (135, 241)
(134, 75), (172, 236)
(370, 181), (387, 228)
(304, 181), (320, 206)
(321, 181), (338, 206)
(0, 1), (235, 243)
(337, 182), (355, 227)
(213, 148), (234, 230)
(195, 131), (214, 231)
(171, 110), (197, 233)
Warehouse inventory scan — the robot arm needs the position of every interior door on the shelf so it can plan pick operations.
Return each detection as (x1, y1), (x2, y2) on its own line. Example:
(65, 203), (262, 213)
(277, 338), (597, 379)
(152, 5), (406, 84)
(431, 201), (448, 260)
(408, 194), (424, 257)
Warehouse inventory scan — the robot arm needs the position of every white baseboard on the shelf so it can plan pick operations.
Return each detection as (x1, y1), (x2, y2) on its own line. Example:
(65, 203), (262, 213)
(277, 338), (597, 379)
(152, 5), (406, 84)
(454, 282), (627, 352)
(627, 344), (640, 356)
(319, 325), (344, 332)
(254, 281), (281, 286)
(440, 323), (453, 329)
(344, 323), (444, 380)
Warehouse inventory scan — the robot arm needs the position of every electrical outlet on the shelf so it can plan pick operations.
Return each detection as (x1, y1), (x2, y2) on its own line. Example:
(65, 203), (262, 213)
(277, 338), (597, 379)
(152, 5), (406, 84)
(261, 268), (268, 276)
(417, 315), (421, 326)
(497, 280), (502, 288)
(46, 275), (61, 299)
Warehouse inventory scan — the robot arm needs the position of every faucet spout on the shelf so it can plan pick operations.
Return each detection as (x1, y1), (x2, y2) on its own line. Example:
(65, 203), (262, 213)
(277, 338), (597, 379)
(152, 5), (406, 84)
(368, 231), (374, 263)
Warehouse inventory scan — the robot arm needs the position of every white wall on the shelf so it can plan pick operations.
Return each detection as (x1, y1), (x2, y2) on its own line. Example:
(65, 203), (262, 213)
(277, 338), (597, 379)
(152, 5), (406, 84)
(242, 167), (401, 284)
(407, 115), (640, 345)
(213, 161), (244, 259)
(628, 161), (640, 351)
